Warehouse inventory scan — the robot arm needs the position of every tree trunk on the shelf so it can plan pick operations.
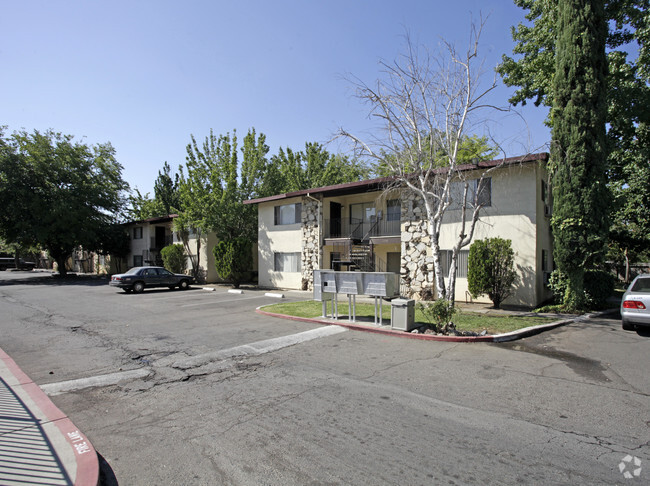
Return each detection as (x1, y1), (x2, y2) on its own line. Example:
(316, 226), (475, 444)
(53, 253), (68, 277)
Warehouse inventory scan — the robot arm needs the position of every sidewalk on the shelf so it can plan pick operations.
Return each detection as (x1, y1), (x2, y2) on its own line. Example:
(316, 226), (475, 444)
(0, 348), (99, 486)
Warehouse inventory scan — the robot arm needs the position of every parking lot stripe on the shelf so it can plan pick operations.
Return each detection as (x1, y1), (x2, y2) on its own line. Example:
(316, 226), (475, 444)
(39, 369), (151, 396)
(172, 325), (347, 369)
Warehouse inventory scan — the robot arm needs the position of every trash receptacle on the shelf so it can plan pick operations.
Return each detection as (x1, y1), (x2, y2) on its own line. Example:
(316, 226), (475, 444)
(391, 298), (416, 331)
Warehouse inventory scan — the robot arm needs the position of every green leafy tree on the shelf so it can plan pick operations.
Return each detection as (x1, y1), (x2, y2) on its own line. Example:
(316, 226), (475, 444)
(0, 129), (129, 277)
(467, 238), (518, 309)
(128, 189), (163, 221)
(551, 0), (609, 310)
(177, 128), (269, 279)
(176, 129), (226, 279)
(238, 129), (271, 240)
(271, 142), (370, 192)
(128, 162), (181, 221)
(498, 0), (650, 276)
(375, 134), (499, 177)
(154, 161), (181, 216)
(160, 244), (187, 274)
(213, 237), (252, 288)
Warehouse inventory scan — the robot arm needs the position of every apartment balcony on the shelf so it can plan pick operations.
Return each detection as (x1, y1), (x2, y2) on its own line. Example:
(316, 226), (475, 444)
(324, 218), (401, 241)
(150, 235), (174, 250)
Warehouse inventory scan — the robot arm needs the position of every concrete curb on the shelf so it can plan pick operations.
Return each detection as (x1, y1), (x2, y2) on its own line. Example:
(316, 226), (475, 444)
(0, 348), (100, 486)
(255, 307), (618, 343)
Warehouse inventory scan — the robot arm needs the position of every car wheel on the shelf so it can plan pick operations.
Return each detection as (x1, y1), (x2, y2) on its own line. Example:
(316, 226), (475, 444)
(133, 281), (145, 293)
(179, 279), (189, 290)
(622, 321), (635, 331)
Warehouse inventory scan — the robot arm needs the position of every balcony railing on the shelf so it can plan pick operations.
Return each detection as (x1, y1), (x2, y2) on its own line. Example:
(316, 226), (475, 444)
(325, 218), (401, 240)
(150, 235), (173, 250)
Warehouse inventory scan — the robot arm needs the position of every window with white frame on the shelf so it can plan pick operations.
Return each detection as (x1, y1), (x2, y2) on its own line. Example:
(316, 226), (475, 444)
(133, 227), (143, 239)
(274, 252), (301, 272)
(133, 255), (143, 267)
(274, 203), (302, 225)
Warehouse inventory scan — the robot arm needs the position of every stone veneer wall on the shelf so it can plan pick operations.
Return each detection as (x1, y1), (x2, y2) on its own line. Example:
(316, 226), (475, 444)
(400, 192), (435, 298)
(301, 197), (321, 291)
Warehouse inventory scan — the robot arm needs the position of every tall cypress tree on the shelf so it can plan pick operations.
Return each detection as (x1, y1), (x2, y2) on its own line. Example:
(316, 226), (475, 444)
(551, 0), (609, 310)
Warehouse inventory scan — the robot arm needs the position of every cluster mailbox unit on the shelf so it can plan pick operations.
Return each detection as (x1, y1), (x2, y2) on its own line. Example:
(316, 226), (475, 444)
(313, 270), (400, 325)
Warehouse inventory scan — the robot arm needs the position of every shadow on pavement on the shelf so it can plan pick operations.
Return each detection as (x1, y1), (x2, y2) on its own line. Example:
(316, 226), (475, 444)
(98, 452), (119, 486)
(0, 273), (109, 287)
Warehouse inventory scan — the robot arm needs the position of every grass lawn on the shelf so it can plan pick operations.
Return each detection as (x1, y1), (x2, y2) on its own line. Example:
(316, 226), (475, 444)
(261, 300), (559, 335)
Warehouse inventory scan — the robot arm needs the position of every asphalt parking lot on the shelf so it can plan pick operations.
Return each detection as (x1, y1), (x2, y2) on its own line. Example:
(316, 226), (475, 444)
(1, 271), (649, 485)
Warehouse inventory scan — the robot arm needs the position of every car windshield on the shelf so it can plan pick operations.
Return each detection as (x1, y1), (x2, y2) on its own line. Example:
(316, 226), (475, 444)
(631, 277), (650, 292)
(124, 267), (142, 275)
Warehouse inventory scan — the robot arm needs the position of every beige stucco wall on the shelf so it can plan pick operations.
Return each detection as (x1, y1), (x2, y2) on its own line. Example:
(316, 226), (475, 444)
(255, 163), (552, 307)
(258, 196), (304, 289)
(436, 163), (551, 307)
(128, 224), (150, 267)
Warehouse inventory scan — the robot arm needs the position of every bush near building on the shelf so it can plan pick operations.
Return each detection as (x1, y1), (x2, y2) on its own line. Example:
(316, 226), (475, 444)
(160, 244), (187, 274)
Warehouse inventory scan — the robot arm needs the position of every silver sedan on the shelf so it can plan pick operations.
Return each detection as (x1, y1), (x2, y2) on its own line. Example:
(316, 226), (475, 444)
(621, 275), (650, 330)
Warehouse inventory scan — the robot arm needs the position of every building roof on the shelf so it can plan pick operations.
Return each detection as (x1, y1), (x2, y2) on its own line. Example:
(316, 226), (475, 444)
(244, 152), (549, 205)
(122, 214), (179, 226)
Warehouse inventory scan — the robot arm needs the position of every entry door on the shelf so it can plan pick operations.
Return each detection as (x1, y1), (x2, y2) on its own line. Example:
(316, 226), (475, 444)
(330, 202), (342, 237)
(155, 226), (166, 249)
(387, 252), (401, 274)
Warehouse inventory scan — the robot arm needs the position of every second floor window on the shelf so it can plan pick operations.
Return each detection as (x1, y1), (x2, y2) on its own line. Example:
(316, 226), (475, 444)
(350, 202), (376, 222)
(386, 199), (400, 221)
(449, 178), (491, 209)
(274, 203), (302, 225)
(133, 227), (143, 239)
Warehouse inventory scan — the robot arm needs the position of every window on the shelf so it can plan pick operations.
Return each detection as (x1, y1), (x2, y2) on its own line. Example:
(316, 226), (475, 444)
(476, 178), (491, 207)
(350, 202), (376, 222)
(449, 178), (491, 209)
(274, 203), (302, 225)
(542, 249), (549, 272)
(133, 227), (143, 239)
(386, 199), (400, 221)
(133, 255), (143, 267)
(274, 252), (301, 272)
(439, 250), (469, 279)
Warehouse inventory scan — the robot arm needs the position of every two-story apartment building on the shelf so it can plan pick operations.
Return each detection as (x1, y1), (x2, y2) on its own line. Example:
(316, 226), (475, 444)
(122, 214), (220, 282)
(245, 153), (554, 308)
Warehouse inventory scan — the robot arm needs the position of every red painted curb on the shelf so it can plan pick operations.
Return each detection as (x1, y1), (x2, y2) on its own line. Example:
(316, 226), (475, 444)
(255, 308), (581, 343)
(0, 349), (100, 486)
(256, 308), (497, 342)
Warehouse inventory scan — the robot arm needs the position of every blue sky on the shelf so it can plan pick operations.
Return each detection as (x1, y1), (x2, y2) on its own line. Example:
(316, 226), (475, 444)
(1, 0), (550, 195)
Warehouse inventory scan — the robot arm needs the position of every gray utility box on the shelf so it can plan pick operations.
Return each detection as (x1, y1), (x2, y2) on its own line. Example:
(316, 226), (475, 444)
(391, 298), (416, 331)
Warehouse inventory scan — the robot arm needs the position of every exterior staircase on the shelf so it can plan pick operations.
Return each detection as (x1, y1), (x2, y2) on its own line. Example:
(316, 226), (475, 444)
(349, 244), (374, 272)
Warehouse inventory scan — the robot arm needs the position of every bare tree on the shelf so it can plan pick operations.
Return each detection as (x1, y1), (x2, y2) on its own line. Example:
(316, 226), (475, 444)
(339, 21), (510, 304)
